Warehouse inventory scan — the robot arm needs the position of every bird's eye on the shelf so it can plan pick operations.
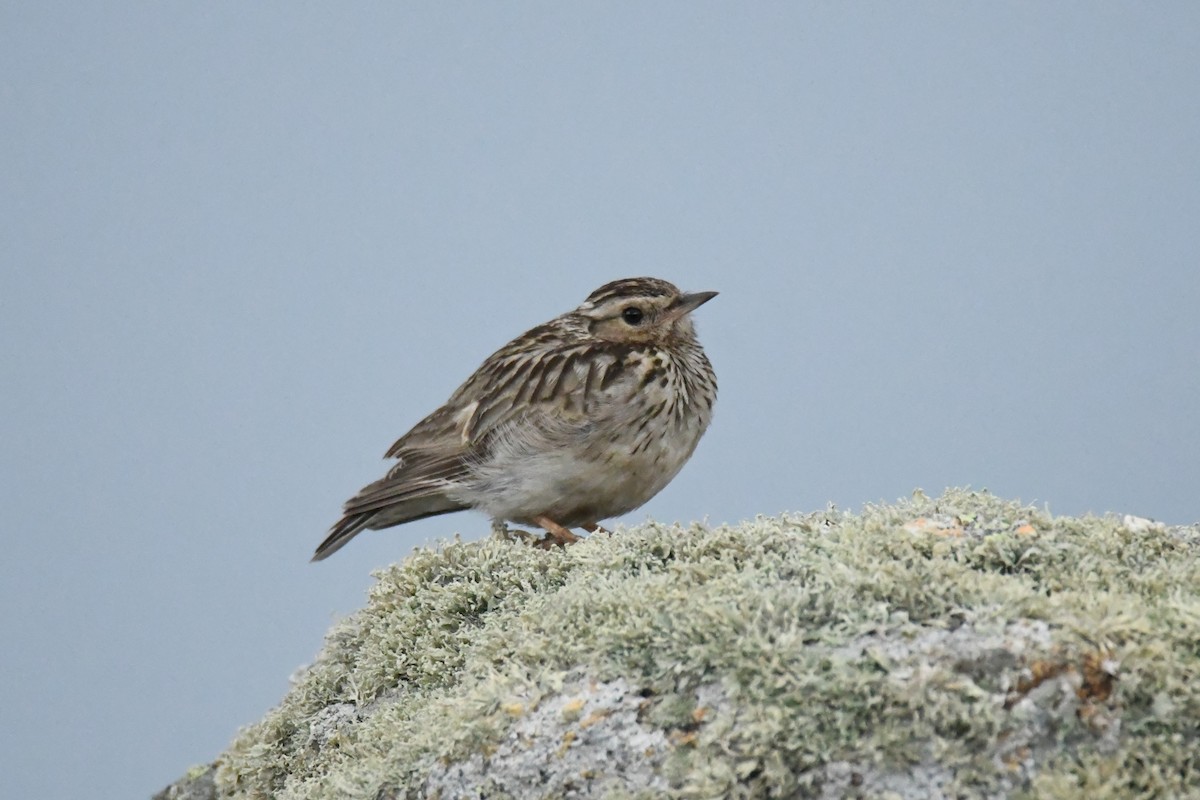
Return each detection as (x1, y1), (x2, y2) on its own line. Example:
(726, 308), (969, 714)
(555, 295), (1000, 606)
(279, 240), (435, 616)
(621, 306), (644, 325)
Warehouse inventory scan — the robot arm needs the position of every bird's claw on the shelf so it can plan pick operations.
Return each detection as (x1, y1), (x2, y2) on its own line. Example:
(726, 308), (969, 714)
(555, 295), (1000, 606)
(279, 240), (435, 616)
(492, 521), (537, 544)
(533, 531), (578, 550)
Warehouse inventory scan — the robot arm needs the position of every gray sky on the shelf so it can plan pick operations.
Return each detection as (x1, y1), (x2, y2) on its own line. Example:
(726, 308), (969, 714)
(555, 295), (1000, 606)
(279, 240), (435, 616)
(3, 4), (1198, 797)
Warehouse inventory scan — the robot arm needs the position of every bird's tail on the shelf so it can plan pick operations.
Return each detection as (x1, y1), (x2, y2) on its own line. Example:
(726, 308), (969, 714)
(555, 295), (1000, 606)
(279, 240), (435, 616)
(311, 493), (467, 561)
(311, 513), (375, 561)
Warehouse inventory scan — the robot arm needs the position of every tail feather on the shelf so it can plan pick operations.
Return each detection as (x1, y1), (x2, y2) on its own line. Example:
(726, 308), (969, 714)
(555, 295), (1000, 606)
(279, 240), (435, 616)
(314, 449), (473, 561)
(311, 493), (467, 561)
(311, 513), (374, 562)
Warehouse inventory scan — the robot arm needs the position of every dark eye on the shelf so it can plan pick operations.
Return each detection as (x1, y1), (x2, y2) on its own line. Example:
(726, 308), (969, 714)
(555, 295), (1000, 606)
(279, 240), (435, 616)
(621, 306), (644, 325)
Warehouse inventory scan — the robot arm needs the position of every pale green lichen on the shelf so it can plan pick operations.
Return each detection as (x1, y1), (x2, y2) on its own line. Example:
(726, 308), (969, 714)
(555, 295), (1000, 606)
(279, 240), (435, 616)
(193, 490), (1200, 799)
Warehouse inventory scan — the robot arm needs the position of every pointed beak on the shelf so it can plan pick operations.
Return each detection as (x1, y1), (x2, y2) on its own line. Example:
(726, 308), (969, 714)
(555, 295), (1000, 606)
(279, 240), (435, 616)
(669, 290), (718, 319)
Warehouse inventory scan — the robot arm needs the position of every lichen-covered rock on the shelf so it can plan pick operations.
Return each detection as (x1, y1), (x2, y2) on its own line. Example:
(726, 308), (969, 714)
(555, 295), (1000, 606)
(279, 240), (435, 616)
(157, 490), (1200, 799)
(154, 764), (218, 800)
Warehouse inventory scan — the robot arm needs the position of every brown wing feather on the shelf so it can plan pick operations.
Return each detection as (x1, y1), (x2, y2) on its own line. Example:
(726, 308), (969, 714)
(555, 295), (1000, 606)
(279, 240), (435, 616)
(387, 323), (625, 467)
(456, 341), (627, 449)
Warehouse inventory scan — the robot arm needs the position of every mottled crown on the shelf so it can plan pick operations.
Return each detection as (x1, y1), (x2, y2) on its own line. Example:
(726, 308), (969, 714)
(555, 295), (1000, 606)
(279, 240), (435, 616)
(583, 277), (680, 307)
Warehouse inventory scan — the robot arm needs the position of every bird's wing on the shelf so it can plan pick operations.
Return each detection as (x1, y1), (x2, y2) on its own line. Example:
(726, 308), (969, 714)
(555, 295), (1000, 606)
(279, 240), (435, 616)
(385, 333), (631, 468)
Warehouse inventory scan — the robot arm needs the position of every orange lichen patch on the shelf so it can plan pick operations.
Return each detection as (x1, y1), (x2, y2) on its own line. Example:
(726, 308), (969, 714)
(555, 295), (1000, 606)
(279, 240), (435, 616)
(1026, 658), (1071, 688)
(1004, 650), (1119, 713)
(579, 708), (614, 728)
(557, 730), (576, 757)
(1005, 658), (1073, 709)
(1078, 650), (1118, 703)
(1015, 524), (1037, 536)
(668, 730), (698, 747)
(560, 698), (586, 720)
(501, 702), (525, 717)
(691, 706), (709, 724)
(903, 517), (965, 537)
(1076, 702), (1107, 729)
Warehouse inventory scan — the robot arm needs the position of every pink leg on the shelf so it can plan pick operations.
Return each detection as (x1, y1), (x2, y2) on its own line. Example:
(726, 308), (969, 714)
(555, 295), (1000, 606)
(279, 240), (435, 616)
(531, 515), (581, 548)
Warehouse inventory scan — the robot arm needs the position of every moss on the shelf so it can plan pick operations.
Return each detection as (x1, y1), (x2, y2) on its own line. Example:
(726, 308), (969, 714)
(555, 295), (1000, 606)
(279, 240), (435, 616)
(206, 490), (1200, 799)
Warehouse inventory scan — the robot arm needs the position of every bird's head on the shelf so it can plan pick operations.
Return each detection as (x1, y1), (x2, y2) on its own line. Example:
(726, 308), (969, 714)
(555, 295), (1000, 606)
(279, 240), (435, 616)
(576, 277), (717, 345)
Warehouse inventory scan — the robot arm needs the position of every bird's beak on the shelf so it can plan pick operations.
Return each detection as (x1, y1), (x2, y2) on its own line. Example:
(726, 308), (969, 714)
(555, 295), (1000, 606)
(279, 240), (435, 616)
(664, 290), (718, 322)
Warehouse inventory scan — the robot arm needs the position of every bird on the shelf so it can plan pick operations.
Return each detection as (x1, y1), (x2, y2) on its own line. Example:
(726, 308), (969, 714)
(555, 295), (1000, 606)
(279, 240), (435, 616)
(312, 277), (717, 561)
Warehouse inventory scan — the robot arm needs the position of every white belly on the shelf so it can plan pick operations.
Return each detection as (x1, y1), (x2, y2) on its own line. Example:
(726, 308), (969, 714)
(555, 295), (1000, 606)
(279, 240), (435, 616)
(459, 412), (708, 527)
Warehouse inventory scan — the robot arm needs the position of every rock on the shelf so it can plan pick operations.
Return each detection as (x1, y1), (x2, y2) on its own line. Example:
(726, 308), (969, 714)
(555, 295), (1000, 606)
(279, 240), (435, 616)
(157, 490), (1200, 799)
(154, 765), (217, 800)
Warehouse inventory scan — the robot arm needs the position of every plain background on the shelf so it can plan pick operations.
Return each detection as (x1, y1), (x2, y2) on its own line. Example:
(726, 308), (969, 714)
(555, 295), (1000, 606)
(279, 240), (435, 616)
(3, 4), (1198, 797)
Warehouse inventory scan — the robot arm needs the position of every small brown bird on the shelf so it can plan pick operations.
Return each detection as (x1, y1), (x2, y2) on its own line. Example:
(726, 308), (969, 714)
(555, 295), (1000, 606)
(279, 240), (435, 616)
(312, 277), (717, 560)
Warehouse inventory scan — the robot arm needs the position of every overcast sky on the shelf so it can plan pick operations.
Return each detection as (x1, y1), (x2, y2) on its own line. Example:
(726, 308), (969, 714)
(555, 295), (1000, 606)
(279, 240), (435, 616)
(3, 4), (1198, 798)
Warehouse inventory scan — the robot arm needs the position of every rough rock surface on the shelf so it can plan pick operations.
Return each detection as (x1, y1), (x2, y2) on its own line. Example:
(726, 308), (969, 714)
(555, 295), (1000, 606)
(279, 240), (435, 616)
(156, 490), (1200, 799)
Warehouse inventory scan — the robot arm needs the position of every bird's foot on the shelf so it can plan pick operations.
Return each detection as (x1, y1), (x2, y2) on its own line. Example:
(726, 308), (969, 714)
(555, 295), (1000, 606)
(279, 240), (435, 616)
(580, 522), (611, 535)
(531, 515), (581, 549)
(492, 520), (539, 544)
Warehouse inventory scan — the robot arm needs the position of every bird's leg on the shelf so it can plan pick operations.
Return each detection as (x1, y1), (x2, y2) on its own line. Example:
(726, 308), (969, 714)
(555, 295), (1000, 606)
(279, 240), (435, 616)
(531, 515), (581, 549)
(580, 522), (611, 535)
